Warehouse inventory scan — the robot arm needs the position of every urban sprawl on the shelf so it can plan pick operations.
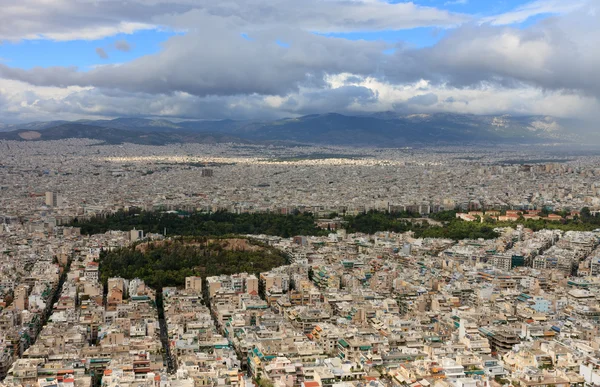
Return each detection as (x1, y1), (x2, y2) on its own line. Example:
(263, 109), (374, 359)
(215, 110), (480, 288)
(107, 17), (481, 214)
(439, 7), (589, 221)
(2, 140), (600, 387)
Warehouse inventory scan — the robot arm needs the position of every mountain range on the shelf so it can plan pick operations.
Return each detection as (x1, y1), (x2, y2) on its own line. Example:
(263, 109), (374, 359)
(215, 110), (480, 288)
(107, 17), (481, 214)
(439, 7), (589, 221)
(0, 113), (593, 146)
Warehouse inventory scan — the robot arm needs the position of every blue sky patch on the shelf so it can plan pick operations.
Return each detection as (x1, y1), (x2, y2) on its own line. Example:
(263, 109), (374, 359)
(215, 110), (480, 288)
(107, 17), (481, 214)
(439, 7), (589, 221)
(0, 29), (176, 71)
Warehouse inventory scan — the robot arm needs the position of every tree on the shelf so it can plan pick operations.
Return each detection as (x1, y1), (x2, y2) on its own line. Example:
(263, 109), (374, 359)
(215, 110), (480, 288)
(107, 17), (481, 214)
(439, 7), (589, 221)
(581, 207), (591, 219)
(99, 238), (287, 289)
(257, 380), (274, 387)
(483, 216), (496, 224)
(430, 210), (457, 222)
(258, 279), (266, 300)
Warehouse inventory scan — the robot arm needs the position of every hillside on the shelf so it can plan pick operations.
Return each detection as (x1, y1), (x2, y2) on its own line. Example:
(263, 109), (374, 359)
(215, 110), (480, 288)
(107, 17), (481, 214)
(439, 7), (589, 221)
(0, 123), (251, 145)
(0, 113), (593, 146)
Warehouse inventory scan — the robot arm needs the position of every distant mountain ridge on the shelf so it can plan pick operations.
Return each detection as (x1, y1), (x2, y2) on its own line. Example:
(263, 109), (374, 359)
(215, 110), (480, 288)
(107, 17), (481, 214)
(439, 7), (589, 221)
(0, 123), (252, 145)
(0, 113), (593, 146)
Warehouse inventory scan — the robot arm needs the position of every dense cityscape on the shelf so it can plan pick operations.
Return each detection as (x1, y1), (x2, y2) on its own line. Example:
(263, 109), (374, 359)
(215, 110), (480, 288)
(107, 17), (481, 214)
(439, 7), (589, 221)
(2, 139), (600, 387)
(2, 140), (600, 219)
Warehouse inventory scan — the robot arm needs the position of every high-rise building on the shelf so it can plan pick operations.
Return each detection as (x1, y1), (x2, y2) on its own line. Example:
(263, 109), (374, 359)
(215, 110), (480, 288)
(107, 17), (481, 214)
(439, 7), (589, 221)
(129, 229), (144, 242)
(45, 192), (63, 207)
(14, 285), (29, 311)
(185, 276), (203, 293)
(246, 274), (259, 294)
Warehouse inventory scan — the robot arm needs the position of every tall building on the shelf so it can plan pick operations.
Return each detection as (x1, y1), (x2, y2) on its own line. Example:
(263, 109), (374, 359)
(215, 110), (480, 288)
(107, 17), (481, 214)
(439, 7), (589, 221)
(45, 192), (63, 207)
(185, 276), (203, 293)
(246, 274), (259, 294)
(13, 285), (29, 311)
(129, 229), (144, 242)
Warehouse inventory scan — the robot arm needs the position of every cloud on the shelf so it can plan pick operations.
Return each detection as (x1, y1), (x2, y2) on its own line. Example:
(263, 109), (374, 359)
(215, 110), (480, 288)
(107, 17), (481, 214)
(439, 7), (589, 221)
(3, 3), (597, 102)
(153, 0), (470, 33)
(1, 75), (598, 125)
(444, 0), (468, 6)
(0, 27), (387, 97)
(482, 0), (588, 26)
(0, 0), (165, 41)
(95, 48), (109, 59)
(279, 85), (378, 115)
(0, 0), (468, 42)
(381, 6), (600, 98)
(406, 93), (438, 106)
(114, 40), (132, 52)
(0, 79), (94, 123)
(0, 0), (598, 125)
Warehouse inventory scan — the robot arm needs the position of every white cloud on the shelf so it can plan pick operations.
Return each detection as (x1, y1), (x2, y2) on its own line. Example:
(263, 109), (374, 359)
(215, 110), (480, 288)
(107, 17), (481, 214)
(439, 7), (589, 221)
(38, 22), (155, 42)
(322, 74), (600, 119)
(482, 0), (588, 26)
(444, 0), (468, 6)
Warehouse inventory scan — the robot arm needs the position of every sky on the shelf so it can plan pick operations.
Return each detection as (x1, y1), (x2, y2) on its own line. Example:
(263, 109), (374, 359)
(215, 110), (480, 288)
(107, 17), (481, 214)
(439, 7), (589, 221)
(0, 0), (598, 123)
